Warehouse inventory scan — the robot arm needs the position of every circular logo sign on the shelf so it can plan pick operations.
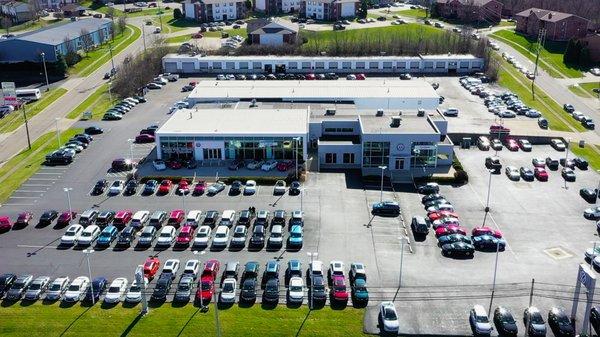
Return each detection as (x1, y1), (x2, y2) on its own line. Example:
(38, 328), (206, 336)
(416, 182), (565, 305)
(396, 144), (405, 151)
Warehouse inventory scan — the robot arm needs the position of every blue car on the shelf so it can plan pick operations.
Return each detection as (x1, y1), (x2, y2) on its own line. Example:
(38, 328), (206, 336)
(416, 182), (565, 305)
(286, 259), (302, 278)
(143, 180), (158, 195)
(96, 225), (118, 247)
(472, 235), (506, 251)
(287, 225), (303, 249)
(84, 277), (107, 303)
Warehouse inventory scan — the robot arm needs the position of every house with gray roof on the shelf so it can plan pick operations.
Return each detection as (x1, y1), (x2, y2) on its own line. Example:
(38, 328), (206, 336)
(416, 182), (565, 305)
(0, 17), (112, 63)
(515, 8), (590, 41)
(247, 18), (299, 45)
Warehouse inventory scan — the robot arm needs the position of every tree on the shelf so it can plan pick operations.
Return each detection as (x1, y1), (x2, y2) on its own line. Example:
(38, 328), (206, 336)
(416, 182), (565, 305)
(245, 0), (252, 10)
(579, 46), (591, 67)
(1, 16), (12, 35)
(62, 37), (79, 66)
(54, 54), (68, 76)
(358, 0), (368, 19)
(173, 8), (183, 20)
(563, 38), (576, 64)
(117, 16), (127, 35)
(80, 28), (94, 54)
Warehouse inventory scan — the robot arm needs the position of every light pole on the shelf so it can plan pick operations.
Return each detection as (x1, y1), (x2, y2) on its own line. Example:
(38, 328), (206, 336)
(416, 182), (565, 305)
(55, 117), (61, 147)
(109, 45), (115, 73)
(482, 169), (493, 228)
(193, 250), (206, 309)
(127, 138), (134, 164)
(40, 52), (49, 92)
(307, 252), (318, 309)
(21, 99), (31, 150)
(378, 165), (387, 202)
(293, 137), (301, 180)
(397, 237), (407, 288)
(141, 24), (147, 52)
(488, 239), (501, 315)
(83, 248), (95, 305)
(63, 187), (73, 215)
(595, 172), (600, 205)
(213, 286), (222, 337)
(108, 78), (113, 103)
(135, 265), (149, 315)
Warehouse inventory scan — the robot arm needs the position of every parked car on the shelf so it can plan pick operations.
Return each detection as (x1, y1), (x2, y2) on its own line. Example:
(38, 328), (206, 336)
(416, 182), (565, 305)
(371, 201), (400, 216)
(469, 305), (493, 336)
(493, 307), (518, 337)
(379, 302), (400, 333)
(273, 180), (286, 194)
(523, 306), (547, 337)
(547, 307), (574, 337)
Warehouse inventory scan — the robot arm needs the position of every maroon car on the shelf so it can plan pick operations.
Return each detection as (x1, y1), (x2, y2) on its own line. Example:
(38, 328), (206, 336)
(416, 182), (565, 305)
(0, 216), (11, 232)
(135, 134), (155, 143)
(193, 181), (207, 195)
(14, 212), (33, 228)
(57, 211), (77, 226)
(276, 160), (293, 172)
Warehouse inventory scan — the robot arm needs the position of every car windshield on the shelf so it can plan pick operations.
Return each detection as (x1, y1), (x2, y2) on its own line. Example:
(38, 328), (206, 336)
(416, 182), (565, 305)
(100, 232), (111, 238)
(178, 284), (190, 291)
(531, 312), (544, 324)
(271, 232), (281, 238)
(129, 285), (140, 292)
(385, 308), (397, 320)
(476, 315), (489, 323)
(29, 283), (41, 290)
(155, 282), (167, 291)
(216, 233), (226, 238)
(201, 282), (211, 291)
(160, 232), (171, 237)
(223, 283), (234, 292)
(81, 232), (92, 237)
(49, 283), (62, 291)
(108, 286), (120, 293)
(556, 314), (570, 325)
(291, 232), (301, 238)
(66, 230), (76, 236)
(68, 284), (80, 291)
(313, 285), (324, 292)
(234, 232), (244, 237)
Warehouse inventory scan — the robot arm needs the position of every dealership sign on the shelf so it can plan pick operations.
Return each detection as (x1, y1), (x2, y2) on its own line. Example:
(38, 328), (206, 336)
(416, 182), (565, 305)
(1, 82), (16, 106)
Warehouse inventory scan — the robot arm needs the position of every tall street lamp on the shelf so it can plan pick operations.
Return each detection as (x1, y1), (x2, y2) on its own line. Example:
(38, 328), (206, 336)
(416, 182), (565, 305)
(378, 165), (387, 202)
(563, 139), (571, 189)
(127, 138), (134, 163)
(293, 136), (301, 180)
(83, 248), (95, 305)
(63, 187), (73, 215)
(307, 252), (318, 309)
(397, 237), (407, 288)
(488, 239), (501, 315)
(40, 52), (49, 92)
(482, 169), (493, 228)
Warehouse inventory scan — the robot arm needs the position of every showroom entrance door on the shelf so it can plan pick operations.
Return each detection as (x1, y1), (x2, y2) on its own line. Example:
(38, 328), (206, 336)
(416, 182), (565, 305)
(203, 148), (222, 160)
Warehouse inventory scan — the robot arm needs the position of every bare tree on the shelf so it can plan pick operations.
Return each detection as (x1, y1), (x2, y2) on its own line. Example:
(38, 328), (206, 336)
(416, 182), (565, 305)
(62, 37), (79, 66)
(1, 16), (12, 35)
(80, 28), (94, 54)
(27, 0), (42, 21)
(117, 15), (127, 35)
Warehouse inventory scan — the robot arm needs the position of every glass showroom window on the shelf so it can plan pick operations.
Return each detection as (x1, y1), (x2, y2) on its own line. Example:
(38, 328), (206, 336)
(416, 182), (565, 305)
(362, 142), (389, 167)
(411, 142), (437, 168)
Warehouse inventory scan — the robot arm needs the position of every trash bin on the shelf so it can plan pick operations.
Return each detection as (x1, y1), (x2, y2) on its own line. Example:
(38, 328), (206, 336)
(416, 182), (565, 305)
(461, 137), (471, 149)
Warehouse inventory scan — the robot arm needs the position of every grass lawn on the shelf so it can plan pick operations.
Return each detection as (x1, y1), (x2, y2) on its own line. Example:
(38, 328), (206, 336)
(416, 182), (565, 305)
(204, 28), (247, 38)
(0, 303), (366, 337)
(165, 33), (193, 44)
(491, 30), (583, 78)
(8, 18), (65, 32)
(568, 84), (594, 98)
(498, 20), (516, 27)
(82, 0), (167, 17)
(496, 56), (586, 132)
(66, 83), (118, 120)
(579, 82), (600, 98)
(392, 8), (427, 18)
(0, 88), (68, 134)
(0, 128), (82, 204)
(70, 24), (141, 77)
(570, 143), (600, 171)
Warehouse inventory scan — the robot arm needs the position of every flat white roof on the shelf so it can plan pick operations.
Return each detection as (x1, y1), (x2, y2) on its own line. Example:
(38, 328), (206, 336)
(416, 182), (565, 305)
(164, 54), (480, 61)
(188, 80), (438, 101)
(157, 108), (308, 136)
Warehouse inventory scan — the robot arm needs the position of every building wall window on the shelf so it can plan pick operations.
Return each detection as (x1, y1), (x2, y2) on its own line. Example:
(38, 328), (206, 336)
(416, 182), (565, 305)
(288, 62), (297, 69)
(328, 62), (338, 69)
(362, 142), (389, 167)
(325, 153), (337, 164)
(343, 153), (355, 164)
(411, 142), (437, 167)
(369, 62), (379, 69)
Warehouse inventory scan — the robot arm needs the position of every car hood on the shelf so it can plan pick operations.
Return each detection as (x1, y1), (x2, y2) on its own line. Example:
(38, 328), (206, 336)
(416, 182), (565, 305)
(288, 290), (303, 299)
(530, 323), (546, 332)
(64, 291), (80, 298)
(24, 289), (41, 297)
(476, 322), (493, 331)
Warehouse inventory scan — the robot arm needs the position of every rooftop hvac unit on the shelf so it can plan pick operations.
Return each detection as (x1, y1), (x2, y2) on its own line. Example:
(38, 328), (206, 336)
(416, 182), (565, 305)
(417, 109), (425, 117)
(376, 109), (384, 116)
(325, 109), (336, 116)
(390, 117), (402, 128)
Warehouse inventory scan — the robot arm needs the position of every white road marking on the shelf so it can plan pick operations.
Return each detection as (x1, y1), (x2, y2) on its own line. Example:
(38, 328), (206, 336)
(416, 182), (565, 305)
(9, 196), (40, 199)
(28, 178), (58, 181)
(15, 190), (46, 193)
(22, 184), (52, 187)
(1, 203), (35, 206)
(34, 172), (62, 175)
(17, 244), (59, 249)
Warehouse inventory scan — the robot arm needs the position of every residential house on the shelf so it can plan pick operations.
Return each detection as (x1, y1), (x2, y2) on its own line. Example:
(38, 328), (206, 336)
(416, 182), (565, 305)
(37, 0), (78, 10)
(62, 3), (86, 17)
(0, 1), (35, 23)
(0, 18), (112, 63)
(435, 0), (502, 24)
(255, 0), (301, 15)
(182, 0), (247, 22)
(247, 18), (298, 45)
(300, 0), (358, 21)
(515, 8), (590, 41)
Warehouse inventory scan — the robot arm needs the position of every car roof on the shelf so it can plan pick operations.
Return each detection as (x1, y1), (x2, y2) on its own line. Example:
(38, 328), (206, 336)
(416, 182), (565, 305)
(266, 260), (278, 271)
(245, 261), (259, 271)
(288, 260), (301, 269)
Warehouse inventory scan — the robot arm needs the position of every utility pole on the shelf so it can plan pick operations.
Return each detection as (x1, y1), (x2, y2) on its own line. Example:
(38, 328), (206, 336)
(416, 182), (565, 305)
(531, 28), (546, 101)
(40, 52), (49, 92)
(21, 101), (31, 150)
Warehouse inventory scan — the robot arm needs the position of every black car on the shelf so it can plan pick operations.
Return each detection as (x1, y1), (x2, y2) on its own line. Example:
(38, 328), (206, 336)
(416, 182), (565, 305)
(83, 277), (107, 303)
(441, 242), (475, 257)
(560, 158), (575, 169)
(116, 226), (137, 247)
(124, 179), (138, 195)
(289, 181), (301, 195)
(151, 275), (172, 301)
(272, 210), (286, 226)
(493, 307), (518, 337)
(39, 210), (58, 225)
(547, 307), (575, 337)
(134, 95), (147, 103)
(581, 188), (599, 203)
(96, 211), (116, 228)
(421, 193), (444, 204)
(240, 276), (257, 302)
(84, 126), (104, 135)
(0, 273), (16, 299)
(573, 157), (589, 170)
(590, 306), (600, 336)
(229, 181), (243, 195)
(263, 278), (280, 303)
(237, 210), (254, 227)
(545, 157), (559, 170)
(538, 117), (548, 129)
(416, 183), (439, 194)
(92, 179), (109, 195)
(228, 160), (244, 170)
(250, 225), (265, 247)
(174, 276), (193, 302)
(563, 104), (575, 113)
(143, 180), (158, 195)
(203, 210), (219, 227)
(582, 119), (595, 130)
(311, 274), (327, 302)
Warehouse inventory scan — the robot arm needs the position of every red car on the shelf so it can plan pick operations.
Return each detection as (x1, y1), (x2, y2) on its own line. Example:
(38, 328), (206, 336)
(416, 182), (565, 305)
(435, 224), (467, 238)
(143, 256), (160, 280)
(193, 181), (207, 195)
(177, 180), (190, 195)
(276, 160), (293, 172)
(113, 210), (133, 228)
(176, 225), (195, 245)
(428, 211), (459, 222)
(168, 209), (185, 227)
(135, 134), (155, 143)
(158, 179), (172, 194)
(0, 216), (11, 231)
(57, 211), (77, 226)
(489, 124), (510, 134)
(192, 32), (203, 39)
(168, 160), (182, 170)
(472, 226), (503, 238)
(504, 138), (519, 151)
(305, 73), (316, 80)
(189, 81), (197, 87)
(330, 274), (349, 302)
(14, 212), (33, 227)
(196, 259), (220, 302)
(534, 167), (549, 181)
(356, 73), (366, 80)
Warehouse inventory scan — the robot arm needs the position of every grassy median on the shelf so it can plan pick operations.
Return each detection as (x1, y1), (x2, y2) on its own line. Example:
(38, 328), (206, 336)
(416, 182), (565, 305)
(0, 128), (82, 204)
(0, 303), (365, 337)
(570, 143), (600, 171)
(0, 88), (68, 135)
(66, 83), (118, 120)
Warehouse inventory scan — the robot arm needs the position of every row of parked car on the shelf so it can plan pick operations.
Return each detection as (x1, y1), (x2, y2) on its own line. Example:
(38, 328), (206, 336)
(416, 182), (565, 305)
(215, 73), (341, 81)
(44, 129), (102, 165)
(0, 259), (369, 307)
(501, 51), (536, 80)
(563, 104), (595, 130)
(102, 95), (147, 121)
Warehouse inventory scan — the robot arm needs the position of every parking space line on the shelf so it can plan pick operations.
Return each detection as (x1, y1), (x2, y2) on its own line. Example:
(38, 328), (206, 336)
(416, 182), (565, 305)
(17, 244), (59, 249)
(34, 172), (62, 175)
(1, 203), (35, 206)
(9, 196), (40, 199)
(22, 184), (52, 187)
(15, 190), (47, 193)
(28, 178), (58, 181)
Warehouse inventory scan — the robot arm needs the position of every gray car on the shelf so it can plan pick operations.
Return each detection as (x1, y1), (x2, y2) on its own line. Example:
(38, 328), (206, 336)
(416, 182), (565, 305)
(137, 226), (158, 247)
(23, 276), (50, 301)
(173, 276), (194, 302)
(524, 306), (547, 337)
(5, 274), (33, 300)
(45, 277), (70, 301)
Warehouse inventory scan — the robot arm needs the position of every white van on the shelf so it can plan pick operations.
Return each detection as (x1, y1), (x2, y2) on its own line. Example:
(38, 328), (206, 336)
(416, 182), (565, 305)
(219, 210), (236, 227)
(131, 210), (150, 228)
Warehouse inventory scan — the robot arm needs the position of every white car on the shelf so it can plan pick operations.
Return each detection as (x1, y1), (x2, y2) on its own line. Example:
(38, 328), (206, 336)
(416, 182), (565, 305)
(329, 261), (345, 276)
(469, 305), (493, 335)
(525, 109), (541, 118)
(207, 181), (226, 195)
(261, 160), (278, 171)
(108, 180), (124, 195)
(505, 166), (520, 181)
(131, 210), (150, 228)
(584, 206), (600, 220)
(45, 276), (70, 301)
(125, 278), (148, 303)
(443, 108), (459, 117)
(572, 111), (585, 121)
(518, 139), (532, 151)
(63, 143), (83, 153)
(61, 224), (84, 245)
(220, 278), (237, 303)
(379, 302), (400, 333)
(287, 277), (304, 303)
(230, 225), (248, 247)
(273, 180), (286, 194)
(153, 160), (166, 171)
(532, 158), (545, 167)
(426, 203), (455, 213)
(590, 68), (600, 76)
(63, 276), (89, 302)
(124, 97), (139, 104)
(174, 101), (189, 109)
(350, 263), (367, 281)
(431, 217), (460, 229)
(550, 139), (566, 151)
(104, 277), (128, 303)
(183, 259), (200, 279)
(157, 226), (177, 246)
(185, 210), (202, 226)
(216, 74), (226, 80)
(498, 110), (516, 118)
(193, 225), (212, 247)
(162, 259), (180, 278)
(77, 225), (100, 246)
(267, 224), (284, 247)
(244, 180), (257, 195)
(246, 160), (264, 170)
(212, 226), (230, 248)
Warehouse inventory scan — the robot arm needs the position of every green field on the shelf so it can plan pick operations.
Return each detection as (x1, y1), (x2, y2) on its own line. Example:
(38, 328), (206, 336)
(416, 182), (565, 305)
(82, 0), (167, 17)
(579, 82), (600, 97)
(570, 143), (600, 171)
(66, 83), (118, 120)
(393, 8), (427, 18)
(71, 24), (141, 77)
(204, 28), (247, 38)
(0, 303), (366, 337)
(0, 88), (68, 134)
(165, 33), (194, 44)
(496, 56), (585, 132)
(568, 84), (593, 98)
(491, 30), (583, 78)
(498, 20), (516, 27)
(7, 18), (65, 32)
(0, 128), (82, 204)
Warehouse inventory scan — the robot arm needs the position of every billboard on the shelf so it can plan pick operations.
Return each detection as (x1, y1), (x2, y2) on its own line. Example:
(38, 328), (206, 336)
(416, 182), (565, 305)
(1, 82), (16, 106)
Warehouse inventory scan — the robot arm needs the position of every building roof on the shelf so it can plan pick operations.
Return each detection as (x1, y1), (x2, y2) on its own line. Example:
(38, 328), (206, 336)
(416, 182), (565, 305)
(62, 3), (87, 12)
(156, 108), (309, 136)
(515, 8), (588, 23)
(201, 0), (243, 4)
(188, 80), (439, 101)
(435, 0), (496, 6)
(164, 54), (480, 62)
(359, 114), (436, 134)
(247, 18), (299, 35)
(13, 18), (111, 45)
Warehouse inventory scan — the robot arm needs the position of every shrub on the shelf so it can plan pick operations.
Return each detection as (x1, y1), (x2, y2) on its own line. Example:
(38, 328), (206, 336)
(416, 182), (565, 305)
(173, 8), (183, 20)
(454, 170), (469, 184)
